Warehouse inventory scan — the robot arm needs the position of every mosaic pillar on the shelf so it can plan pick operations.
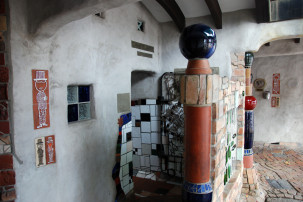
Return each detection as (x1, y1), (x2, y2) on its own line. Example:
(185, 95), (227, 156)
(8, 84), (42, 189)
(243, 52), (257, 168)
(179, 24), (216, 202)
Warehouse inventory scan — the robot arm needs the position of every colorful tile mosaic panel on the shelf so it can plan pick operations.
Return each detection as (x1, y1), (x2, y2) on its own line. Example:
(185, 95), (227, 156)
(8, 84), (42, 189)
(32, 70), (50, 129)
(131, 99), (184, 179)
(112, 113), (133, 200)
(35, 135), (56, 167)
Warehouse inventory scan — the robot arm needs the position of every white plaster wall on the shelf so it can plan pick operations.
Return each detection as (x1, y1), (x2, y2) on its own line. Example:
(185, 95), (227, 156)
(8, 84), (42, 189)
(10, 1), (161, 202)
(252, 54), (303, 144)
(160, 9), (303, 77)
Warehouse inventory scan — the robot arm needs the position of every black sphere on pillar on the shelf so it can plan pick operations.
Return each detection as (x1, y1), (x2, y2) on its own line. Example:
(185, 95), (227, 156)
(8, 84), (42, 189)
(179, 24), (217, 59)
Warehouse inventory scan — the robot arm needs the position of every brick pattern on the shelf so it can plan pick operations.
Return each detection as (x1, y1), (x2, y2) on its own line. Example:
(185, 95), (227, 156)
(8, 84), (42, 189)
(0, 1), (16, 201)
(210, 53), (246, 202)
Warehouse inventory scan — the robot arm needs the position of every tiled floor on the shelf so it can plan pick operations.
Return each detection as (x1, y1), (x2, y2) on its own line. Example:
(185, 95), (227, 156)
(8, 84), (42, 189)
(122, 143), (303, 202)
(121, 176), (182, 202)
(253, 143), (303, 201)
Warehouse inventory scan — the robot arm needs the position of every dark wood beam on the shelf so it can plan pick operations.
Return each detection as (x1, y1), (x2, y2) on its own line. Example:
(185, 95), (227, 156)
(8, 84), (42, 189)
(205, 0), (222, 29)
(294, 38), (301, 43)
(255, 0), (270, 23)
(156, 0), (185, 32)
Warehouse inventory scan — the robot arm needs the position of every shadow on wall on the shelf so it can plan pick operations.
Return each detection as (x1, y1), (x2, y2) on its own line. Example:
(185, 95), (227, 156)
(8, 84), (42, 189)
(131, 70), (157, 100)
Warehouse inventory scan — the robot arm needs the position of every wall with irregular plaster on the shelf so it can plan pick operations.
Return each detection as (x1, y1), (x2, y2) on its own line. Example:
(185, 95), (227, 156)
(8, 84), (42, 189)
(252, 40), (303, 144)
(10, 1), (161, 202)
(160, 9), (303, 78)
(9, 1), (303, 201)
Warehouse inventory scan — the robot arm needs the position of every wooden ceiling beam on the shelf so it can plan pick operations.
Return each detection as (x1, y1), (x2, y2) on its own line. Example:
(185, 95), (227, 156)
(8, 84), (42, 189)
(156, 0), (185, 32)
(205, 0), (222, 29)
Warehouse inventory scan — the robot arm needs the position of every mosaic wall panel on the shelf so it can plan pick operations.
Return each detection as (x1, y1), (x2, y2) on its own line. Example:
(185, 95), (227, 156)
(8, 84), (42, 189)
(131, 98), (184, 179)
(112, 113), (133, 200)
(32, 70), (50, 129)
(35, 135), (56, 167)
(224, 105), (238, 184)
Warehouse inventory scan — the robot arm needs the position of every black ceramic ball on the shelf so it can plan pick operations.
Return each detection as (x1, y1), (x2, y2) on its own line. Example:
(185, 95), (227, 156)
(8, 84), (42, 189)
(179, 24), (216, 59)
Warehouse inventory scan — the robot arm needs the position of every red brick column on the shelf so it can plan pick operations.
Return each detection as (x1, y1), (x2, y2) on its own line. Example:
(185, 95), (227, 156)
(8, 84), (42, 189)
(0, 0), (16, 201)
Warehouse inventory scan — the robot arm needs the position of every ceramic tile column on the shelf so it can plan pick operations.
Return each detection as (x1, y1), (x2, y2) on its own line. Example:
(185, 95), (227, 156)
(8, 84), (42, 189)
(179, 24), (216, 202)
(243, 52), (257, 168)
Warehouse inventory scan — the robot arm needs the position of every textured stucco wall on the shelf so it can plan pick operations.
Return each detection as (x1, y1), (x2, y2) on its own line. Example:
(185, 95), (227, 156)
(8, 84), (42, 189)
(252, 44), (303, 144)
(160, 9), (303, 78)
(10, 1), (161, 202)
(9, 1), (303, 201)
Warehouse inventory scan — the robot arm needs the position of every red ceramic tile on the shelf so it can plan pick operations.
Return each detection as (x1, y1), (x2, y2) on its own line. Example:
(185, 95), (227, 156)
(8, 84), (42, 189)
(45, 135), (56, 165)
(0, 154), (13, 169)
(0, 171), (15, 186)
(0, 41), (5, 51)
(0, 66), (8, 82)
(0, 84), (8, 100)
(0, 121), (9, 134)
(32, 70), (50, 129)
(0, 53), (4, 65)
(0, 101), (8, 120)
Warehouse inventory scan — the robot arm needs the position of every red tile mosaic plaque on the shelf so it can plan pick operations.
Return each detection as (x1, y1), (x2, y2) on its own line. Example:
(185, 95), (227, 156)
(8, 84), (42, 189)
(272, 73), (280, 94)
(271, 96), (280, 108)
(35, 135), (56, 167)
(45, 135), (56, 165)
(32, 70), (50, 129)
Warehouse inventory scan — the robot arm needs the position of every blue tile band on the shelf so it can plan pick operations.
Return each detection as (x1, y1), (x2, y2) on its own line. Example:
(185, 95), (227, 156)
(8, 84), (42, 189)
(244, 148), (253, 156)
(183, 181), (212, 194)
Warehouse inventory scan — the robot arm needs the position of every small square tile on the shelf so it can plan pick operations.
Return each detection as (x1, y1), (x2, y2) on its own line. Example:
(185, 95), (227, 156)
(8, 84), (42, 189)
(151, 133), (160, 144)
(122, 175), (129, 187)
(140, 156), (145, 167)
(146, 99), (156, 105)
(133, 155), (140, 168)
(141, 133), (151, 144)
(127, 141), (132, 152)
(140, 105), (150, 113)
(151, 144), (156, 150)
(142, 144), (151, 155)
(135, 120), (141, 127)
(132, 127), (140, 138)
(123, 184), (130, 195)
(141, 122), (151, 132)
(132, 138), (141, 148)
(122, 164), (129, 176)
(138, 149), (142, 155)
(151, 121), (160, 132)
(132, 116), (136, 126)
(150, 155), (160, 166)
(129, 182), (134, 190)
(131, 106), (141, 120)
(151, 116), (159, 121)
(126, 151), (132, 163)
(150, 105), (156, 116)
(145, 156), (150, 167)
(141, 113), (151, 121)
(121, 154), (127, 166)
(121, 143), (127, 155)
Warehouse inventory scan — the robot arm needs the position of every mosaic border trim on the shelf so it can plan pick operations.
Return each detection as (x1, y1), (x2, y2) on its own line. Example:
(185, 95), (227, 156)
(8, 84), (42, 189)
(244, 148), (253, 156)
(183, 181), (212, 194)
